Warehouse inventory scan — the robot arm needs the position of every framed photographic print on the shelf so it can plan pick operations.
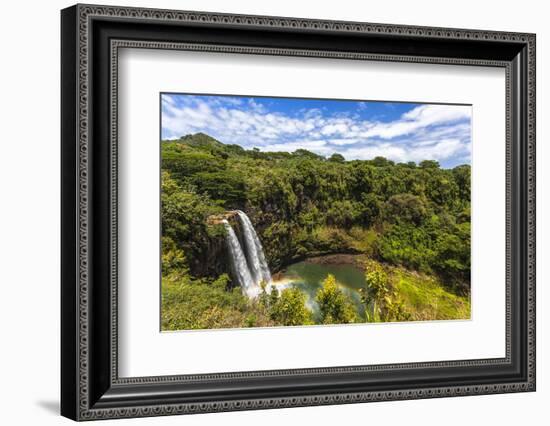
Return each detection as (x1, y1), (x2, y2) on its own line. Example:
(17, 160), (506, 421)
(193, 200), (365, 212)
(61, 4), (536, 421)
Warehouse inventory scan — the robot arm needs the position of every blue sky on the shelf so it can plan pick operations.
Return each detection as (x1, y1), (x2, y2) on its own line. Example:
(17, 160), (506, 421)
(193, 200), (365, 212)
(161, 93), (471, 168)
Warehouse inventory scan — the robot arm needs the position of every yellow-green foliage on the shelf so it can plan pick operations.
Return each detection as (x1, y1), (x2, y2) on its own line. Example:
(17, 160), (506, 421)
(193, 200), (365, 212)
(162, 271), (315, 330)
(347, 227), (378, 256)
(316, 274), (358, 324)
(393, 268), (470, 321)
(161, 274), (274, 330)
(362, 259), (408, 322)
(161, 236), (188, 279)
(269, 287), (314, 326)
(361, 259), (470, 322)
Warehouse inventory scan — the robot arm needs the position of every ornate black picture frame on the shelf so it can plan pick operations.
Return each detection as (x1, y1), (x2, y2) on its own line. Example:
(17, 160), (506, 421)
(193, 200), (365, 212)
(61, 4), (536, 421)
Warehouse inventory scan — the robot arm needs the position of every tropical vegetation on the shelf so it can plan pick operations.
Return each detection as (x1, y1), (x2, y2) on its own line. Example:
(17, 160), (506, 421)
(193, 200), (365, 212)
(161, 132), (471, 330)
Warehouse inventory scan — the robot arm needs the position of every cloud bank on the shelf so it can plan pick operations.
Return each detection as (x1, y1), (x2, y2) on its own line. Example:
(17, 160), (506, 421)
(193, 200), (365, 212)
(161, 94), (471, 168)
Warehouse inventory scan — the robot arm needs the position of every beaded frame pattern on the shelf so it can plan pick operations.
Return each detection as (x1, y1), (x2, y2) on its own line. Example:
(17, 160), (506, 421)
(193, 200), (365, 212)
(74, 4), (535, 420)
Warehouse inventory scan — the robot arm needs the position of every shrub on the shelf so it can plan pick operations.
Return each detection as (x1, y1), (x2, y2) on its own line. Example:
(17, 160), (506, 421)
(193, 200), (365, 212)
(270, 287), (314, 326)
(315, 274), (358, 324)
(361, 260), (409, 322)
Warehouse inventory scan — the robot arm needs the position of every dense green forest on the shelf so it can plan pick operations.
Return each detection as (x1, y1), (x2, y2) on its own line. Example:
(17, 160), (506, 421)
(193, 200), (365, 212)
(161, 132), (471, 330)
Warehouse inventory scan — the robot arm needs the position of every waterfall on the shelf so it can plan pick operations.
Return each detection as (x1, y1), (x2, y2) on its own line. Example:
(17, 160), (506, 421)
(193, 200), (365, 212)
(236, 210), (273, 287)
(221, 212), (272, 298)
(221, 220), (259, 298)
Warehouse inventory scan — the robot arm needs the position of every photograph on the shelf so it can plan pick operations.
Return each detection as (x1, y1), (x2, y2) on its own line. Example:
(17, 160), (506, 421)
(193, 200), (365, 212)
(160, 93), (472, 331)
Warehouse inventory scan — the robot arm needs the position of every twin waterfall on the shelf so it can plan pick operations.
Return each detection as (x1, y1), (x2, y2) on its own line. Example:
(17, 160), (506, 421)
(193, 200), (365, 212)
(222, 211), (272, 298)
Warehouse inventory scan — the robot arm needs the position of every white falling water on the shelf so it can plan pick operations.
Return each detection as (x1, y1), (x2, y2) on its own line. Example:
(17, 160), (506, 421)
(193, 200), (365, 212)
(236, 210), (273, 287)
(221, 220), (259, 298)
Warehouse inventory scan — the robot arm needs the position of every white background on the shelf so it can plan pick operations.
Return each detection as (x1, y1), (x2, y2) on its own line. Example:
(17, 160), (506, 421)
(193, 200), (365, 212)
(0, 0), (547, 425)
(119, 49), (505, 377)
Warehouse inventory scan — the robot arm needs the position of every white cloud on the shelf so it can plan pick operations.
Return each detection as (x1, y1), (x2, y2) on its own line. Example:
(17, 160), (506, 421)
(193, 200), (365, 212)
(340, 138), (467, 164)
(320, 122), (350, 136)
(161, 94), (176, 106)
(343, 144), (408, 162)
(403, 104), (470, 123)
(328, 138), (361, 146)
(161, 96), (471, 166)
(359, 104), (471, 140)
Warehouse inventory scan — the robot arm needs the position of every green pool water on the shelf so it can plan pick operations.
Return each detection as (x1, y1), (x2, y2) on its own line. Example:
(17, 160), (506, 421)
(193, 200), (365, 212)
(278, 260), (367, 319)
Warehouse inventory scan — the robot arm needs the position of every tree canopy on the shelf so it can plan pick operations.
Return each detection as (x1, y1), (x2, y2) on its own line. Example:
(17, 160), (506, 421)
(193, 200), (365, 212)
(160, 133), (471, 330)
(162, 133), (470, 290)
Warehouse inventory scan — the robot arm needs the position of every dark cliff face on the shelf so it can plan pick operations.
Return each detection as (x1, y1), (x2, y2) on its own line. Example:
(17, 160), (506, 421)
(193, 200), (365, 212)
(193, 235), (227, 278)
(188, 216), (243, 287)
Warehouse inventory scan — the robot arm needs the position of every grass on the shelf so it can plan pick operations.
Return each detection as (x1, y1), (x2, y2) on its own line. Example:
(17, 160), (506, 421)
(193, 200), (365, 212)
(161, 276), (274, 331)
(390, 267), (470, 321)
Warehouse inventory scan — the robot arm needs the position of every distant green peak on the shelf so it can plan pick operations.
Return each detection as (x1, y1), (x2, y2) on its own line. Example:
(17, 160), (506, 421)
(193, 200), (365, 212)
(179, 132), (224, 147)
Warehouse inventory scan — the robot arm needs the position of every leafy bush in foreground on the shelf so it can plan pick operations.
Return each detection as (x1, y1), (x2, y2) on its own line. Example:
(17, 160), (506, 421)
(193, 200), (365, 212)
(316, 274), (358, 324)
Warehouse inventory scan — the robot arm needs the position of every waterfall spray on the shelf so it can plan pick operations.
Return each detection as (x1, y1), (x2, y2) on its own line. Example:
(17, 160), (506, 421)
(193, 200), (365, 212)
(236, 210), (273, 287)
(221, 212), (273, 298)
(221, 219), (259, 298)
